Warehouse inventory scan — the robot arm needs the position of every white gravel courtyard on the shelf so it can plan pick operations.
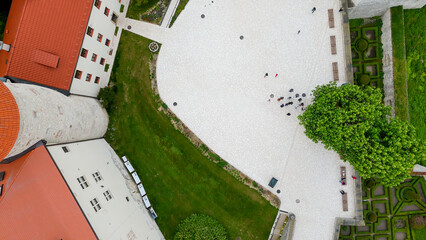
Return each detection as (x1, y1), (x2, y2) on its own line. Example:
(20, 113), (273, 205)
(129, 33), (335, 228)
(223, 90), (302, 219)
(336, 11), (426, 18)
(155, 0), (357, 239)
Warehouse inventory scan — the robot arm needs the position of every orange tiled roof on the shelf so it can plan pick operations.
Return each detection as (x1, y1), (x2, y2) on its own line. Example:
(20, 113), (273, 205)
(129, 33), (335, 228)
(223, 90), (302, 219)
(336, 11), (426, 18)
(0, 0), (93, 91)
(0, 146), (97, 240)
(0, 81), (20, 160)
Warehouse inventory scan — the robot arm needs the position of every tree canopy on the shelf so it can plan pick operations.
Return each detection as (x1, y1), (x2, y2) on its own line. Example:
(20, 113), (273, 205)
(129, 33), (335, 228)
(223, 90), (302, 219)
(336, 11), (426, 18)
(174, 214), (228, 240)
(298, 82), (425, 186)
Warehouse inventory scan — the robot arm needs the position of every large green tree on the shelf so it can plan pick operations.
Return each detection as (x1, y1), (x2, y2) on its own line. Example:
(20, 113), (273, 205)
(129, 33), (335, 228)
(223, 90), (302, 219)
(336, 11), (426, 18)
(298, 82), (425, 186)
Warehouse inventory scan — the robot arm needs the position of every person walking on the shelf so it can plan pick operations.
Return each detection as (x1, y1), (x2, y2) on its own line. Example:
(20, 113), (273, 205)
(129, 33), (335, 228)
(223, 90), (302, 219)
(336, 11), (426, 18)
(340, 190), (345, 195)
(275, 73), (278, 77)
(312, 7), (316, 13)
(264, 73), (268, 78)
(297, 30), (300, 34)
(339, 8), (343, 12)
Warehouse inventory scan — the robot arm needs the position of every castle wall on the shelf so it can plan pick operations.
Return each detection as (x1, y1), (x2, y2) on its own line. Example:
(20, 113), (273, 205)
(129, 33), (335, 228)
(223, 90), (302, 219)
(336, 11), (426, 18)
(5, 83), (108, 158)
(381, 9), (396, 117)
(348, 0), (425, 19)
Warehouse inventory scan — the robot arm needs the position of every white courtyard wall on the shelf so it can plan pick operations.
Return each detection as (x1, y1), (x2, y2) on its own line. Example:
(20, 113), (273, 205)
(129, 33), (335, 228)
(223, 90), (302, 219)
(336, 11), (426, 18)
(5, 83), (108, 158)
(47, 139), (164, 240)
(348, 0), (426, 19)
(70, 0), (122, 97)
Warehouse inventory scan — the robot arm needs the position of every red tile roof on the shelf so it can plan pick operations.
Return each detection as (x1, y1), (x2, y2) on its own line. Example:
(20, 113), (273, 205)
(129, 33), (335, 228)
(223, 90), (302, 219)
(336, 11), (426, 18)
(0, 81), (20, 160)
(0, 0), (93, 91)
(0, 146), (97, 240)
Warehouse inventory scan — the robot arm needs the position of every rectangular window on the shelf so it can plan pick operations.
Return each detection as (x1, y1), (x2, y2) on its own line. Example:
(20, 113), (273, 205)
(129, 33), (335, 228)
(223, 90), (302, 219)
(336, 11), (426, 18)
(87, 27), (94, 37)
(62, 146), (69, 153)
(90, 198), (101, 212)
(0, 184), (3, 196)
(80, 48), (88, 58)
(75, 70), (82, 79)
(97, 33), (103, 42)
(95, 76), (100, 84)
(91, 53), (97, 62)
(92, 171), (102, 182)
(0, 171), (4, 181)
(94, 0), (101, 9)
(103, 190), (113, 201)
(77, 176), (89, 189)
(100, 58), (105, 65)
(104, 7), (110, 16)
(105, 39), (110, 47)
(86, 73), (92, 82)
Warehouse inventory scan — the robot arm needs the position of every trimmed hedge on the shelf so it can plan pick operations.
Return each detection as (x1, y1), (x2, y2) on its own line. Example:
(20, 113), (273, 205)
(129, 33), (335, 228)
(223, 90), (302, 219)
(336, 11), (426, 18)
(174, 214), (228, 240)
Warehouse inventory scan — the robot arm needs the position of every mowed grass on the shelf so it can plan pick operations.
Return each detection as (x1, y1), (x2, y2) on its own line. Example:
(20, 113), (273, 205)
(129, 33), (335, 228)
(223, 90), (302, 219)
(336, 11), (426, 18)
(404, 7), (426, 141)
(126, 0), (158, 20)
(105, 30), (277, 239)
(390, 6), (409, 121)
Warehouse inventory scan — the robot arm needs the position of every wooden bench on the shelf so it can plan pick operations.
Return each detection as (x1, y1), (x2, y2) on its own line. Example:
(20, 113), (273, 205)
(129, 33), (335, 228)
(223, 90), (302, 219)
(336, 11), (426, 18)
(328, 9), (335, 28)
(330, 36), (337, 55)
(332, 62), (339, 81)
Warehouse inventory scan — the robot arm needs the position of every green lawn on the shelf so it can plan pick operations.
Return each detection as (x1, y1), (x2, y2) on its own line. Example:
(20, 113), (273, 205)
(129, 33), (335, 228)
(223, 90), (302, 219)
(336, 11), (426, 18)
(104, 30), (277, 239)
(404, 6), (426, 142)
(390, 6), (409, 121)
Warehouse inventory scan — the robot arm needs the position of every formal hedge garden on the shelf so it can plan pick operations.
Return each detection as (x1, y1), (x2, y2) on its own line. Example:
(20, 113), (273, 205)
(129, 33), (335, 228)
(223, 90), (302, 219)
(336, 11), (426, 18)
(350, 18), (385, 93)
(339, 177), (426, 240)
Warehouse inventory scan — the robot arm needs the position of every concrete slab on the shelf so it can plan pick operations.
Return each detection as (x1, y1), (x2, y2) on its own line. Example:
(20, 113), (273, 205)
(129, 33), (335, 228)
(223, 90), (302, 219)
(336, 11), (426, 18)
(153, 0), (356, 239)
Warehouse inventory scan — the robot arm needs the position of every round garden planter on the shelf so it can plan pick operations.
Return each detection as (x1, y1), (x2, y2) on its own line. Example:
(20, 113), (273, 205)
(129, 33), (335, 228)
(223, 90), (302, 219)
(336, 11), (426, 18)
(356, 38), (369, 52)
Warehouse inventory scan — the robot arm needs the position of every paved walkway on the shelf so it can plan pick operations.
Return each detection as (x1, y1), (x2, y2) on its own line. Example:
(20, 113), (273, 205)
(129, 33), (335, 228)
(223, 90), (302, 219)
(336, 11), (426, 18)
(161, 0), (180, 28)
(123, 0), (357, 239)
(121, 18), (168, 43)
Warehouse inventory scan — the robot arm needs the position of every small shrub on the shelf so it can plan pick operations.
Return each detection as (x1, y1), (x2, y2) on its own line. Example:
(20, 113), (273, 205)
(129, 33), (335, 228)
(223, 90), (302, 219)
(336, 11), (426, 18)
(350, 18), (365, 28)
(114, 26), (119, 36)
(356, 38), (369, 52)
(174, 214), (228, 240)
(364, 178), (376, 189)
(120, 4), (124, 13)
(98, 85), (117, 111)
(104, 64), (110, 72)
(217, 160), (227, 168)
(410, 215), (425, 230)
(366, 212), (377, 223)
(252, 181), (258, 188)
(402, 188), (421, 201)
(360, 74), (371, 85)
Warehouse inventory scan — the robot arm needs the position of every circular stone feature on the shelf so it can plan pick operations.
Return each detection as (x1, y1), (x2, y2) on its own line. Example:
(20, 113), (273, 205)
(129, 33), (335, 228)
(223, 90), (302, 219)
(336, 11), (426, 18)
(270, 94), (274, 98)
(359, 74), (370, 85)
(296, 199), (300, 203)
(201, 14), (205, 18)
(240, 35), (244, 40)
(356, 38), (368, 52)
(277, 189), (281, 193)
(173, 102), (177, 106)
(127, 25), (132, 30)
(149, 42), (159, 53)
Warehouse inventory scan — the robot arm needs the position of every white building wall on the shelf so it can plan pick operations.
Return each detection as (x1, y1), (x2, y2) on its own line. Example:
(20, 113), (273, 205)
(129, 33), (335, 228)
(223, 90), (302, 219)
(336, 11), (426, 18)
(70, 0), (122, 97)
(5, 82), (108, 158)
(47, 139), (164, 240)
(348, 0), (426, 19)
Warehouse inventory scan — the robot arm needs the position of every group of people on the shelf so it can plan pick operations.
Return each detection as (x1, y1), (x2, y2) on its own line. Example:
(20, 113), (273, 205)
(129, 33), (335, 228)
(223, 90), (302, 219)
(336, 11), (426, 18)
(268, 86), (309, 116)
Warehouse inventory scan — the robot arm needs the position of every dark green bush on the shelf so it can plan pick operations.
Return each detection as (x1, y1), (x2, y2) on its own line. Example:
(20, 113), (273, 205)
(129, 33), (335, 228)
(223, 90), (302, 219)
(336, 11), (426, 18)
(364, 178), (376, 189)
(410, 215), (425, 230)
(402, 188), (421, 201)
(356, 38), (369, 52)
(350, 18), (365, 28)
(360, 74), (371, 85)
(174, 214), (228, 240)
(98, 85), (117, 111)
(104, 64), (110, 72)
(366, 212), (377, 223)
(120, 4), (124, 12)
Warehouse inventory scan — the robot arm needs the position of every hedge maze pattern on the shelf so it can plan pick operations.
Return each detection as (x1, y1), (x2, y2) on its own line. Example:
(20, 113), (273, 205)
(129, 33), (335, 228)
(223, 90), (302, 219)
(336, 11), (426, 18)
(339, 177), (426, 240)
